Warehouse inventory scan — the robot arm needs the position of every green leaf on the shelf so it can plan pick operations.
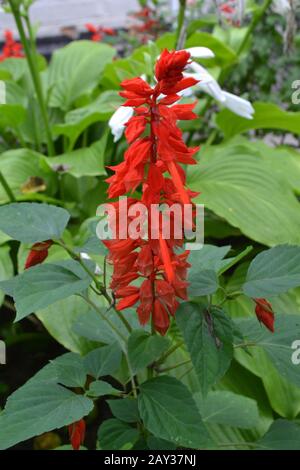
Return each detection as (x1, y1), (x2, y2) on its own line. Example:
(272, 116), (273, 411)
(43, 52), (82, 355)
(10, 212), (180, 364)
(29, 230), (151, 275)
(188, 146), (300, 246)
(0, 260), (91, 321)
(138, 376), (211, 449)
(0, 104), (26, 129)
(217, 102), (300, 139)
(36, 295), (96, 354)
(256, 420), (300, 450)
(51, 352), (87, 388)
(84, 343), (122, 379)
(188, 268), (219, 297)
(46, 41), (115, 110)
(146, 436), (176, 450)
(0, 368), (93, 450)
(235, 315), (300, 388)
(53, 91), (123, 147)
(87, 380), (121, 398)
(0, 244), (13, 306)
(128, 330), (170, 373)
(194, 390), (259, 428)
(176, 303), (233, 395)
(185, 32), (237, 67)
(0, 202), (69, 243)
(47, 135), (107, 178)
(0, 58), (28, 81)
(97, 419), (139, 450)
(243, 245), (300, 297)
(0, 149), (57, 203)
(107, 398), (139, 423)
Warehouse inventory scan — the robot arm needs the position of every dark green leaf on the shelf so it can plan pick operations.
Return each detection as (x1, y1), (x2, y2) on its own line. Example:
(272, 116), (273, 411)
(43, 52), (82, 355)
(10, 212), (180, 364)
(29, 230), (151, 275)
(256, 420), (300, 450)
(128, 330), (170, 373)
(138, 376), (211, 449)
(84, 343), (122, 379)
(243, 245), (300, 297)
(97, 419), (139, 450)
(176, 303), (233, 395)
(0, 203), (69, 243)
(107, 398), (139, 423)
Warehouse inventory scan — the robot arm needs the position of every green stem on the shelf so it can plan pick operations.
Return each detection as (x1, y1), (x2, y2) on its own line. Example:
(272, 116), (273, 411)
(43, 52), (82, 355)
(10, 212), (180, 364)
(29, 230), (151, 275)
(8, 1), (55, 156)
(157, 340), (184, 365)
(0, 171), (16, 202)
(175, 0), (187, 50)
(237, 0), (273, 57)
(57, 240), (132, 334)
(81, 295), (127, 343)
(158, 358), (191, 373)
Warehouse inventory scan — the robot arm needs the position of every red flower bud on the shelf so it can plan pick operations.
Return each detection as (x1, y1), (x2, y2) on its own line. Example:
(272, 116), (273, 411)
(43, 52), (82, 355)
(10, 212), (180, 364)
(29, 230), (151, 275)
(68, 419), (86, 451)
(24, 240), (53, 270)
(254, 298), (275, 333)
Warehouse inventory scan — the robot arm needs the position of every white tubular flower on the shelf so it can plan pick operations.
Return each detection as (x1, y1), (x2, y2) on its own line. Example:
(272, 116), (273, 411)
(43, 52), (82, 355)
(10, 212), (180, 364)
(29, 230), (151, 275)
(108, 106), (134, 142)
(187, 61), (225, 102)
(222, 91), (254, 119)
(271, 0), (291, 15)
(186, 60), (254, 119)
(185, 47), (215, 59)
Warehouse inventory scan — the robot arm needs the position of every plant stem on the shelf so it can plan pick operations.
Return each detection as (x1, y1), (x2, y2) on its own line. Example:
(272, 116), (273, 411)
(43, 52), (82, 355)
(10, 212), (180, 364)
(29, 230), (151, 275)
(236, 0), (273, 57)
(175, 0), (187, 49)
(157, 340), (184, 365)
(8, 1), (55, 156)
(57, 240), (132, 334)
(81, 295), (127, 343)
(0, 171), (16, 202)
(158, 358), (191, 373)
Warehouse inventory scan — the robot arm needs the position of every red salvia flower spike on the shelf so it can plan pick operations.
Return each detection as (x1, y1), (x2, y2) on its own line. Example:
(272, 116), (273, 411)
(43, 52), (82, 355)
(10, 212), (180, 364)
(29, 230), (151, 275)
(68, 419), (86, 451)
(254, 298), (275, 333)
(104, 49), (199, 335)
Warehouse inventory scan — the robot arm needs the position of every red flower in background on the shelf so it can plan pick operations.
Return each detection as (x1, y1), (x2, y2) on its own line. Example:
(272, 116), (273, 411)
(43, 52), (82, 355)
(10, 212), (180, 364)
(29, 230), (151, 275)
(104, 49), (199, 335)
(68, 419), (86, 451)
(0, 30), (23, 62)
(85, 24), (116, 42)
(254, 298), (275, 332)
(24, 240), (53, 270)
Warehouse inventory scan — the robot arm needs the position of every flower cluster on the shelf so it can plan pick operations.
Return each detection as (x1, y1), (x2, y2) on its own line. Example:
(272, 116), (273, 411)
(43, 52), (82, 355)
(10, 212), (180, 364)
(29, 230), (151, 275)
(104, 49), (199, 335)
(0, 30), (23, 62)
(85, 24), (116, 42)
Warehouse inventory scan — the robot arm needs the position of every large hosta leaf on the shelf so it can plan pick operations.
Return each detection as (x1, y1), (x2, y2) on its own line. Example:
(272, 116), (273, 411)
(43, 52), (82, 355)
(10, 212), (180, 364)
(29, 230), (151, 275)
(53, 91), (122, 148)
(46, 41), (115, 110)
(138, 376), (212, 449)
(188, 147), (300, 246)
(0, 149), (57, 203)
(216, 102), (300, 138)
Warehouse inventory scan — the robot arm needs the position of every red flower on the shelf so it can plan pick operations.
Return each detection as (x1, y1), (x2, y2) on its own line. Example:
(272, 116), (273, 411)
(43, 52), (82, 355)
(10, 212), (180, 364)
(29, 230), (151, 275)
(24, 240), (53, 270)
(68, 419), (86, 451)
(254, 298), (275, 333)
(104, 49), (199, 335)
(0, 30), (23, 62)
(85, 24), (116, 41)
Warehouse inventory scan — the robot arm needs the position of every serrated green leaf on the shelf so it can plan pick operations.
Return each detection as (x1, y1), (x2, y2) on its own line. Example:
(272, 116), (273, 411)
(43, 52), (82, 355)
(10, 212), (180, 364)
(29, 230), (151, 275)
(138, 376), (211, 449)
(128, 330), (170, 373)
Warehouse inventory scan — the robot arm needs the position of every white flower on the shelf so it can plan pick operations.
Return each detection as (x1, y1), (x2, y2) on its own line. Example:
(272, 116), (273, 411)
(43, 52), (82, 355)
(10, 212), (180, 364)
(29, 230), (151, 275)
(184, 47), (215, 59)
(271, 0), (291, 15)
(186, 60), (254, 119)
(108, 106), (134, 142)
(222, 91), (254, 119)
